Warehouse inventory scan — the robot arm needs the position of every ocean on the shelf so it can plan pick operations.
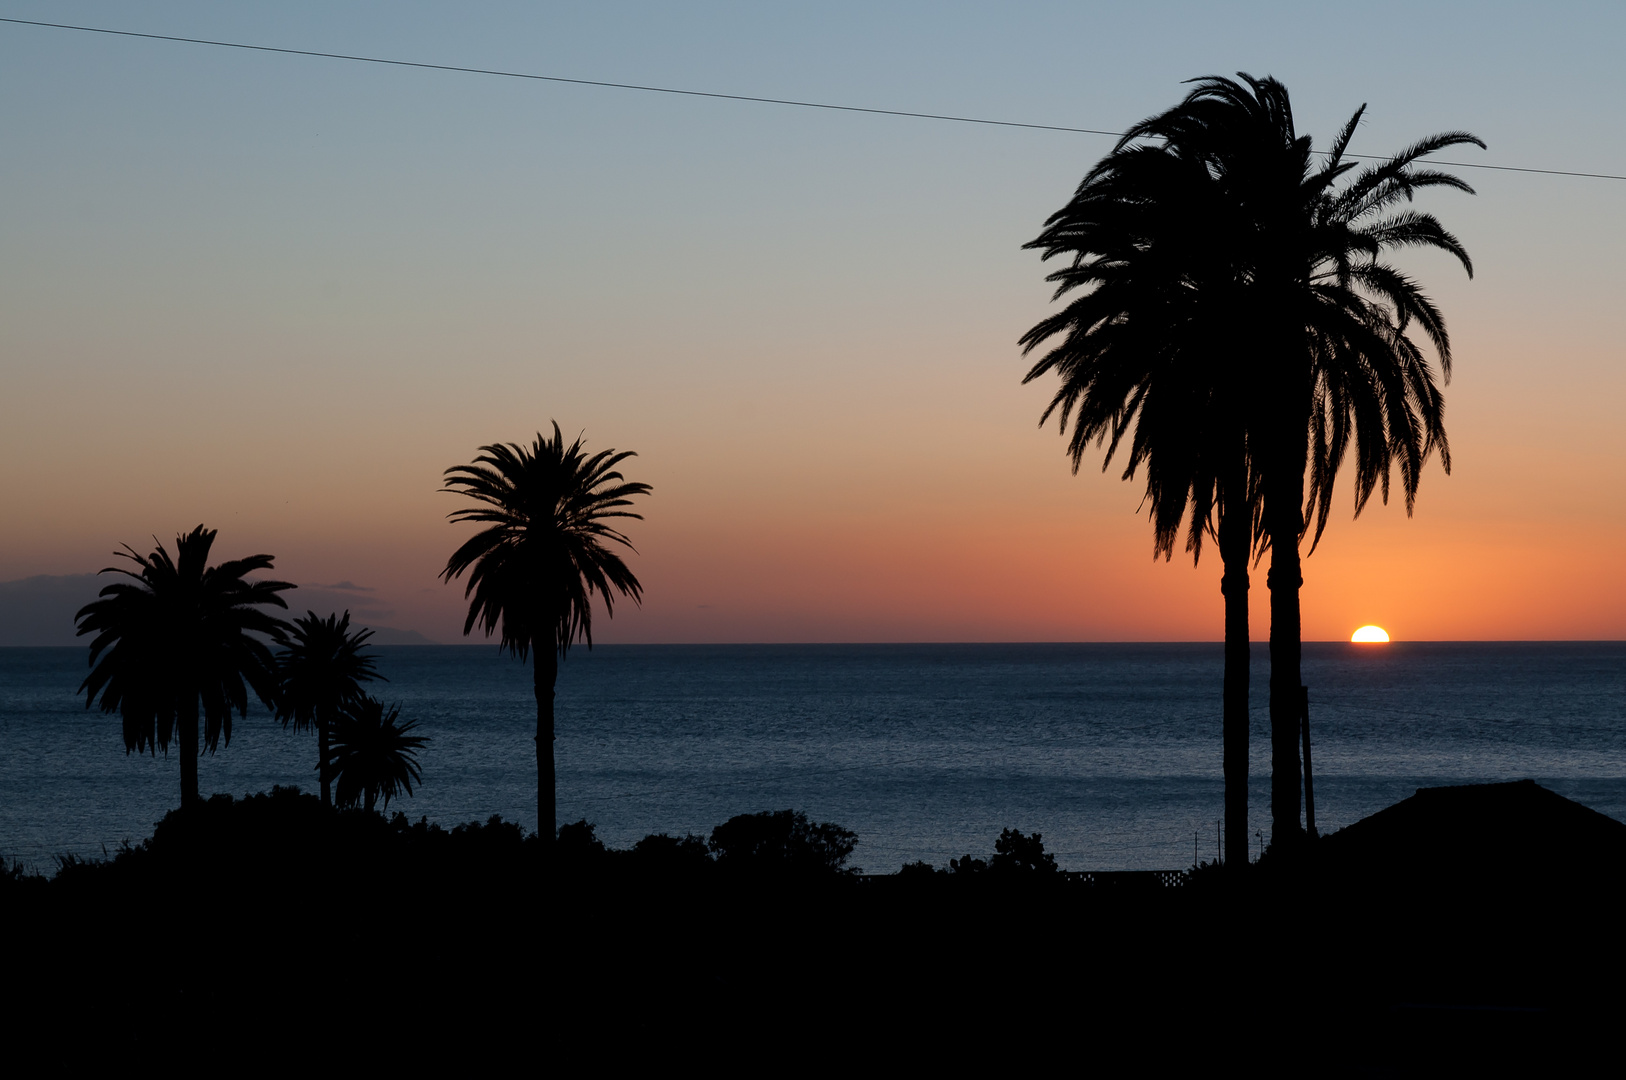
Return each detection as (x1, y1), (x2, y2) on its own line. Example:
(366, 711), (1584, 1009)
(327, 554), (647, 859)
(2, 642), (1622, 873)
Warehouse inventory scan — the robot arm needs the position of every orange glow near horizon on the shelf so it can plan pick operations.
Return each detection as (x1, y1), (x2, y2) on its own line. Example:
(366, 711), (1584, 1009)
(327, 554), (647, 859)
(2, 13), (1625, 646)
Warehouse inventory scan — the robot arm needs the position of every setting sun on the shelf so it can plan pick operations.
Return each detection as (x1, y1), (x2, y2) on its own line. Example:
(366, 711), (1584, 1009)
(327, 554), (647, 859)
(1351, 625), (1391, 643)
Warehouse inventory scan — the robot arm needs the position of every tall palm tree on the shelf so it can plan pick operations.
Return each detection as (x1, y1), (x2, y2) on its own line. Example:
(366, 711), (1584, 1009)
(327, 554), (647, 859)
(1024, 74), (1477, 856)
(76, 525), (294, 808)
(276, 610), (382, 807)
(1155, 75), (1476, 848)
(329, 696), (428, 813)
(1021, 110), (1263, 871)
(441, 423), (651, 847)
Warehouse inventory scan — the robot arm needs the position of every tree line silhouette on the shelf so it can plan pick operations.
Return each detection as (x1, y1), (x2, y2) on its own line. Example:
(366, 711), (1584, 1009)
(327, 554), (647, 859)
(70, 420), (649, 853)
(74, 527), (428, 814)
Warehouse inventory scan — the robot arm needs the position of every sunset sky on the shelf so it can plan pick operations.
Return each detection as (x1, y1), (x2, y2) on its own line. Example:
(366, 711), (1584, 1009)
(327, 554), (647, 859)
(2, 2), (1623, 643)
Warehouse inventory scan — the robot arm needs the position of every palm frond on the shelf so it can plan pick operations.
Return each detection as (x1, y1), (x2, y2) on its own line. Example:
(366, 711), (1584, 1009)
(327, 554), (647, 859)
(441, 422), (651, 659)
(75, 525), (294, 759)
(1021, 72), (1473, 572)
(329, 697), (428, 812)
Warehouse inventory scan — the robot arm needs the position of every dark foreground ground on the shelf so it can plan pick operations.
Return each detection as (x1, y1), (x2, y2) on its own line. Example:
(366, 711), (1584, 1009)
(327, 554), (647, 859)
(5, 782), (1622, 1074)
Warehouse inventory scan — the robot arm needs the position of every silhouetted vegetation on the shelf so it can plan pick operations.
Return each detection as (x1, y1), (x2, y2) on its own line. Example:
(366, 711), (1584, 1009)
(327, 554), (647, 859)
(8, 783), (1625, 1068)
(708, 809), (859, 875)
(6, 798), (1094, 895)
(74, 525), (294, 807)
(440, 423), (652, 848)
(275, 609), (381, 807)
(1022, 73), (1478, 851)
(933, 829), (1058, 877)
(328, 697), (428, 812)
(631, 831), (712, 872)
(990, 827), (1059, 874)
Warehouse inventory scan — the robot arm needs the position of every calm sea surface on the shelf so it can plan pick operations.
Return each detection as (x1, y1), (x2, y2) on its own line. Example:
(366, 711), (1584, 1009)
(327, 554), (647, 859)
(2, 643), (1622, 873)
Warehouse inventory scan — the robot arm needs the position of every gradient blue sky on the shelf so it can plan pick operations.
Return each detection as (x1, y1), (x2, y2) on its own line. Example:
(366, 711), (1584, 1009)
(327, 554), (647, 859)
(2, 2), (1623, 642)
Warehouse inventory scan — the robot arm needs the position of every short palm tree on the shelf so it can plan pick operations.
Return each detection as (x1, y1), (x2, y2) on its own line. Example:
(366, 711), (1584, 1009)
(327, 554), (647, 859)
(1021, 110), (1263, 870)
(441, 423), (651, 847)
(76, 525), (294, 808)
(328, 696), (427, 813)
(276, 610), (382, 807)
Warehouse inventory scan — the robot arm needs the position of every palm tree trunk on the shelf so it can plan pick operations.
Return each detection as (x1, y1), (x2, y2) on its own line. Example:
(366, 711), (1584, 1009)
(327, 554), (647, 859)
(1218, 483), (1250, 872)
(180, 692), (200, 808)
(319, 711), (332, 808)
(1267, 440), (1305, 852)
(534, 645), (558, 845)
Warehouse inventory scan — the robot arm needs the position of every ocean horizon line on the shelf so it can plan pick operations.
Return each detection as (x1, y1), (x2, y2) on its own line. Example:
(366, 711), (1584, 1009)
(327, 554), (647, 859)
(6, 638), (1625, 649)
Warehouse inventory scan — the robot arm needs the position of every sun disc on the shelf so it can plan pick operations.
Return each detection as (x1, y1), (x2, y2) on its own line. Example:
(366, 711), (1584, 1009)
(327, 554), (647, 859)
(1351, 625), (1390, 643)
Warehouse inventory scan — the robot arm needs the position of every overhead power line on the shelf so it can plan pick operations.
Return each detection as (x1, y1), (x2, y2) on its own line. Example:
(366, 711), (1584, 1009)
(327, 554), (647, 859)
(5, 15), (1625, 183)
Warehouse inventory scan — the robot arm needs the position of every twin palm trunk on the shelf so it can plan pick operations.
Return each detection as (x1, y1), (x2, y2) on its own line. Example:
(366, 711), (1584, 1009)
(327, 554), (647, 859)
(1220, 457), (1311, 863)
(1218, 489), (1250, 872)
(1266, 414), (1307, 853)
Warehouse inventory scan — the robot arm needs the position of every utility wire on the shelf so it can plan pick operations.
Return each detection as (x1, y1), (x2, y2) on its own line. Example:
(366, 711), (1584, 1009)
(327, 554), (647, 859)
(0, 16), (1118, 137)
(5, 15), (1625, 183)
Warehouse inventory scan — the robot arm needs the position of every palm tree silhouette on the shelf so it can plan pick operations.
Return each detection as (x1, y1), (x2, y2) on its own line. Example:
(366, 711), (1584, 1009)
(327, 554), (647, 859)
(1021, 105), (1263, 871)
(1162, 75), (1474, 847)
(276, 610), (383, 808)
(1023, 74), (1476, 853)
(328, 697), (427, 813)
(75, 525), (294, 808)
(441, 423), (651, 847)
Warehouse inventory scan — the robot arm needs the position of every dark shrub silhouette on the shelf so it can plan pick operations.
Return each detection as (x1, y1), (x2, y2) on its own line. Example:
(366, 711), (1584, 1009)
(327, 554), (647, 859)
(990, 829), (1058, 874)
(708, 810), (858, 875)
(441, 424), (651, 849)
(0, 857), (46, 895)
(898, 860), (938, 876)
(948, 854), (988, 874)
(276, 610), (381, 807)
(328, 697), (427, 812)
(557, 819), (606, 860)
(632, 832), (711, 873)
(75, 525), (294, 807)
(42, 787), (541, 903)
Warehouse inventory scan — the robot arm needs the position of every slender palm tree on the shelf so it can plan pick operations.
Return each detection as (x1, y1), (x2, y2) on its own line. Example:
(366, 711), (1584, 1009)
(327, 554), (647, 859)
(1021, 112), (1263, 871)
(1160, 75), (1475, 849)
(76, 525), (294, 808)
(441, 423), (651, 847)
(276, 610), (382, 807)
(329, 696), (428, 813)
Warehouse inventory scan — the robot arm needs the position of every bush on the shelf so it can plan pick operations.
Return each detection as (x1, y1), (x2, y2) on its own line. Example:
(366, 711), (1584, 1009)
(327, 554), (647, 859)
(631, 833), (711, 873)
(990, 829), (1058, 874)
(709, 810), (858, 875)
(0, 856), (47, 894)
(556, 819), (607, 864)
